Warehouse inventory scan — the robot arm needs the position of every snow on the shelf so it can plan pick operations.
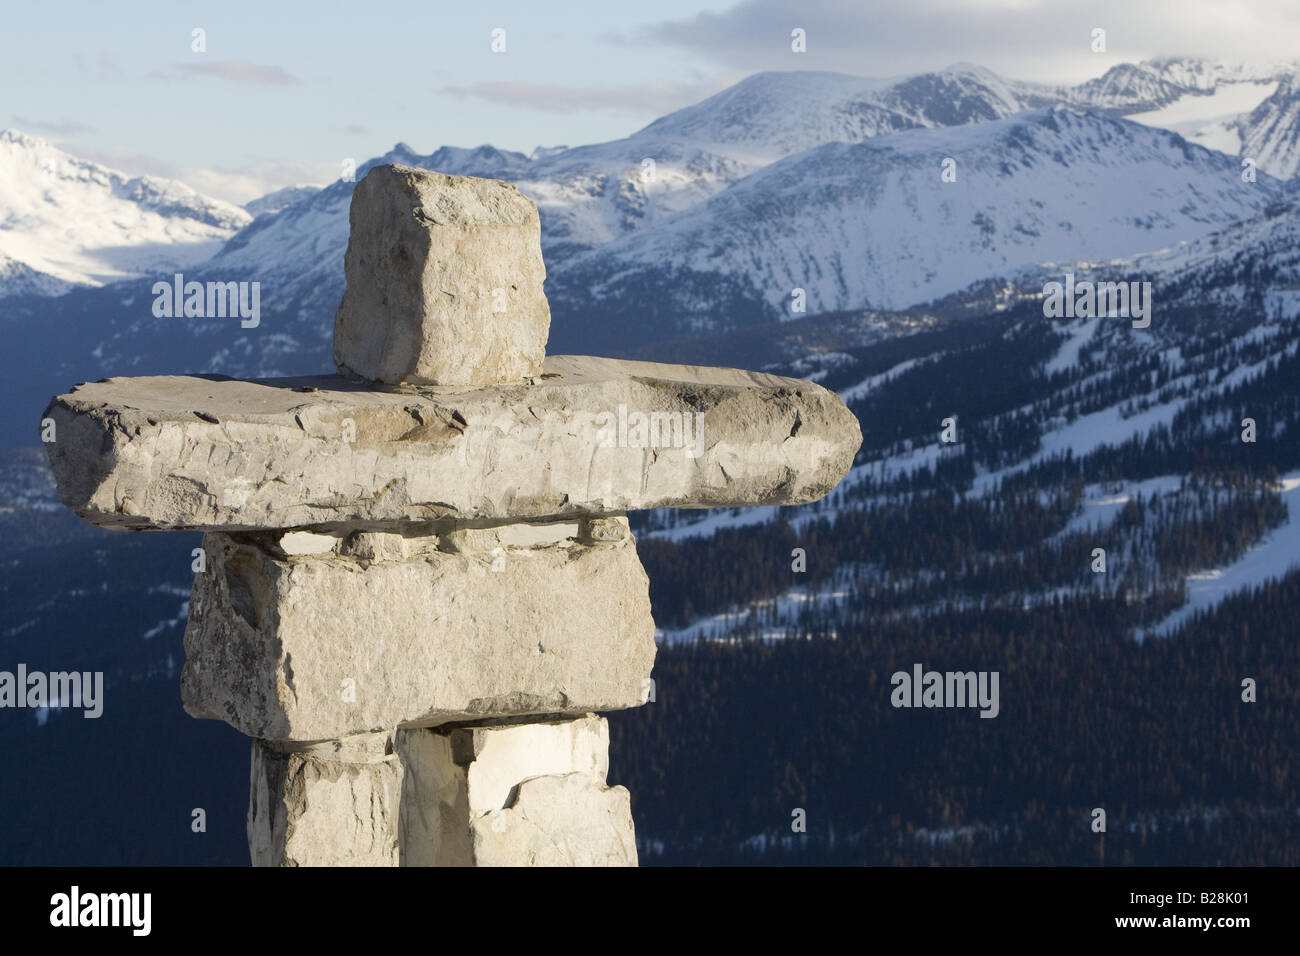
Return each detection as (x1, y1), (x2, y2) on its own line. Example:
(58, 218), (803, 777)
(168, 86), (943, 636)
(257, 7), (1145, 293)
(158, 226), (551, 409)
(643, 505), (781, 543)
(556, 107), (1283, 324)
(842, 441), (952, 492)
(142, 599), (189, 640)
(1143, 472), (1300, 638)
(1044, 318), (1099, 375)
(655, 571), (857, 644)
(0, 129), (250, 290)
(840, 357), (926, 402)
(1126, 81), (1278, 148)
(1055, 476), (1184, 538)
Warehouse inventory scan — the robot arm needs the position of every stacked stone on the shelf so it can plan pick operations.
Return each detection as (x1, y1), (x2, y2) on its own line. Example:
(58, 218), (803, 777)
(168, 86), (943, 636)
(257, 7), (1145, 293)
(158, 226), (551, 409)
(42, 164), (862, 866)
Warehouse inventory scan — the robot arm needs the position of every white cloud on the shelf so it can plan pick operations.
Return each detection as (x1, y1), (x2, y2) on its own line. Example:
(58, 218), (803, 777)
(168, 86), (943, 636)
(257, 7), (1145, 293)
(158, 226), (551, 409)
(58, 142), (331, 205)
(156, 59), (301, 86)
(11, 116), (95, 135)
(442, 77), (731, 115)
(625, 0), (1300, 83)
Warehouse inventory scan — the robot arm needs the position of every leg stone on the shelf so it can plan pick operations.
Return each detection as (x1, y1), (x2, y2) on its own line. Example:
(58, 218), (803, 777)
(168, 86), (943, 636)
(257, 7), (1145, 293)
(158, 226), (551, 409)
(248, 732), (402, 867)
(397, 715), (636, 866)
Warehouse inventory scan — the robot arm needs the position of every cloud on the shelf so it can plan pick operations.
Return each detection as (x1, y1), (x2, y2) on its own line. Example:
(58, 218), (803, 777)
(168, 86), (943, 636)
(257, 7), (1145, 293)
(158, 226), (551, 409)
(621, 0), (1300, 83)
(180, 160), (332, 205)
(158, 59), (300, 86)
(344, 124), (368, 135)
(441, 78), (728, 116)
(58, 142), (330, 205)
(11, 116), (95, 136)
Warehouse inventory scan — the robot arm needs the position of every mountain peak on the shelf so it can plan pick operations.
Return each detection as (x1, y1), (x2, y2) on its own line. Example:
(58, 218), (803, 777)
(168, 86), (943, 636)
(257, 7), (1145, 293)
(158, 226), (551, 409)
(0, 128), (49, 147)
(940, 61), (998, 78)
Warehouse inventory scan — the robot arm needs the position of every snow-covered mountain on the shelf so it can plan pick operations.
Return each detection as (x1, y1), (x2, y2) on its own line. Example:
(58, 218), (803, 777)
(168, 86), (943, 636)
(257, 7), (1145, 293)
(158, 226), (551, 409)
(0, 130), (251, 295)
(1240, 75), (1300, 180)
(6, 57), (1300, 309)
(202, 63), (1061, 299)
(0, 58), (1290, 409)
(1103, 58), (1300, 178)
(3, 58), (1298, 378)
(546, 107), (1285, 350)
(0, 251), (73, 298)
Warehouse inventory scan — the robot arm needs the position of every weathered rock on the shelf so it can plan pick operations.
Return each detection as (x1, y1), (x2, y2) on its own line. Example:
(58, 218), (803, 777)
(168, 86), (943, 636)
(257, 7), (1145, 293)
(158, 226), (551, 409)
(397, 715), (616, 866)
(42, 355), (863, 530)
(333, 165), (549, 386)
(438, 519), (580, 552)
(471, 773), (637, 867)
(182, 529), (656, 741)
(248, 732), (401, 867)
(579, 516), (627, 543)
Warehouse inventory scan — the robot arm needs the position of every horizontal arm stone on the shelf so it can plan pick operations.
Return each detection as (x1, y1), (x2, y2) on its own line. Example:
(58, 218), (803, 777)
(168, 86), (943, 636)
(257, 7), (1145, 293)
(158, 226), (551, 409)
(43, 354), (862, 530)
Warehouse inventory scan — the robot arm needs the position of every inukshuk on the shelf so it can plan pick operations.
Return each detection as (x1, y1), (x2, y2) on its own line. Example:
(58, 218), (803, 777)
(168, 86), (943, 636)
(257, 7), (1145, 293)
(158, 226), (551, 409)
(41, 164), (862, 866)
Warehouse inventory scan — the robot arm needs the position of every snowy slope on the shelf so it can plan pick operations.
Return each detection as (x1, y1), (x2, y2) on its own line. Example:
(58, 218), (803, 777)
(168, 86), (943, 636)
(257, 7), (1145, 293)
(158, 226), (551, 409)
(638, 65), (1051, 155)
(1062, 199), (1300, 319)
(644, 278), (1300, 644)
(1114, 59), (1300, 179)
(0, 251), (73, 299)
(1126, 81), (1278, 149)
(0, 130), (250, 291)
(1144, 474), (1300, 638)
(546, 108), (1285, 349)
(1068, 57), (1292, 109)
(1241, 76), (1300, 180)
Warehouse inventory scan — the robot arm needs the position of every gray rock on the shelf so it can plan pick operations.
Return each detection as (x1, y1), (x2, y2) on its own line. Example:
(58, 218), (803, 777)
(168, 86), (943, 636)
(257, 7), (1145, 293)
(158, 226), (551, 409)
(397, 715), (613, 866)
(42, 355), (862, 530)
(182, 530), (656, 741)
(470, 773), (637, 867)
(579, 516), (628, 543)
(248, 733), (402, 867)
(333, 165), (549, 386)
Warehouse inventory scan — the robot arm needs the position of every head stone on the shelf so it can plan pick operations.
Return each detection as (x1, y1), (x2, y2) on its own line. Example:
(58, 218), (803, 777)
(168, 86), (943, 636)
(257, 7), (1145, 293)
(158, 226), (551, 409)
(332, 164), (550, 386)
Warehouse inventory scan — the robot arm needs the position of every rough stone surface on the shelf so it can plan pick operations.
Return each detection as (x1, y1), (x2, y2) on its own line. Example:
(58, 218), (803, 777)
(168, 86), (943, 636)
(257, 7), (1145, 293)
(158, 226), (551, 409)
(397, 715), (633, 867)
(333, 165), (549, 386)
(438, 520), (580, 552)
(471, 773), (638, 867)
(182, 530), (656, 741)
(248, 732), (401, 867)
(580, 516), (628, 543)
(42, 355), (862, 530)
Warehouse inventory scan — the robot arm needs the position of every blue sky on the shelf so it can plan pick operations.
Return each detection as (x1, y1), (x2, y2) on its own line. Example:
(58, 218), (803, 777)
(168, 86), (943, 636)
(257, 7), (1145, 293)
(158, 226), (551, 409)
(6, 0), (1297, 203)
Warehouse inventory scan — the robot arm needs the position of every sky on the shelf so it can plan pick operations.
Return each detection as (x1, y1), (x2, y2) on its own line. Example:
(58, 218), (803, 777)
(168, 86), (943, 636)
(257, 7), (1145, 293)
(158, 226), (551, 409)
(5, 0), (1298, 204)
